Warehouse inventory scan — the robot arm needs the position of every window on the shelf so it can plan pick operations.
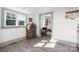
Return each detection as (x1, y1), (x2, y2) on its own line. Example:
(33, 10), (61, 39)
(6, 20), (16, 25)
(6, 12), (16, 26)
(19, 21), (25, 25)
(18, 14), (26, 26)
(3, 9), (27, 28)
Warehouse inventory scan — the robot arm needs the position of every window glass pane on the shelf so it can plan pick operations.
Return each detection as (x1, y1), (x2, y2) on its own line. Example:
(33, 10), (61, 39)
(12, 14), (16, 20)
(6, 20), (16, 25)
(6, 12), (11, 19)
(18, 14), (26, 21)
(19, 21), (24, 25)
(6, 18), (11, 20)
(6, 12), (16, 26)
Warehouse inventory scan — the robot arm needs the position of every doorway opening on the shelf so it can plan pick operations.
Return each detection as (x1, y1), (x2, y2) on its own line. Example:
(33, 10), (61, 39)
(39, 12), (53, 40)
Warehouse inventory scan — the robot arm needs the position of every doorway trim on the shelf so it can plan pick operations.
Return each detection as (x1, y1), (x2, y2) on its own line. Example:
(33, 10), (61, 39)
(39, 12), (53, 38)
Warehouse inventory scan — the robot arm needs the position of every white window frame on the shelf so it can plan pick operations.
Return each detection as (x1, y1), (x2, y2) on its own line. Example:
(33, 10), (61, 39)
(4, 10), (27, 28)
(17, 14), (26, 26)
(4, 11), (17, 27)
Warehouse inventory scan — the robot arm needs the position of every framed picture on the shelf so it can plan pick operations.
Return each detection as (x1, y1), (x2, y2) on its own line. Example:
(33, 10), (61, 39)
(65, 12), (78, 20)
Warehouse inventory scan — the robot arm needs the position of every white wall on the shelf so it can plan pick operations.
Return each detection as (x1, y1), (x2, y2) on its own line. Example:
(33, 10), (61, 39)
(0, 28), (26, 43)
(0, 7), (40, 43)
(29, 7), (79, 44)
(0, 8), (1, 28)
(53, 9), (79, 43)
(33, 14), (40, 36)
(0, 7), (31, 43)
(0, 7), (79, 44)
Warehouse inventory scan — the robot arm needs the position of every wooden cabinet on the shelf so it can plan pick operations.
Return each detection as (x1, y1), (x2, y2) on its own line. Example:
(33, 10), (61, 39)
(26, 23), (36, 39)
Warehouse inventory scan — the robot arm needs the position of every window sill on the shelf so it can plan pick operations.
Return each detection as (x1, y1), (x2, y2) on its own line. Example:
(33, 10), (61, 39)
(1, 26), (26, 29)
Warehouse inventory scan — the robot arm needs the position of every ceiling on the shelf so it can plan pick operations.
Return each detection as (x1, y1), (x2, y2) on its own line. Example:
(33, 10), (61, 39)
(21, 7), (65, 14)
(21, 7), (79, 14)
(5, 7), (79, 14)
